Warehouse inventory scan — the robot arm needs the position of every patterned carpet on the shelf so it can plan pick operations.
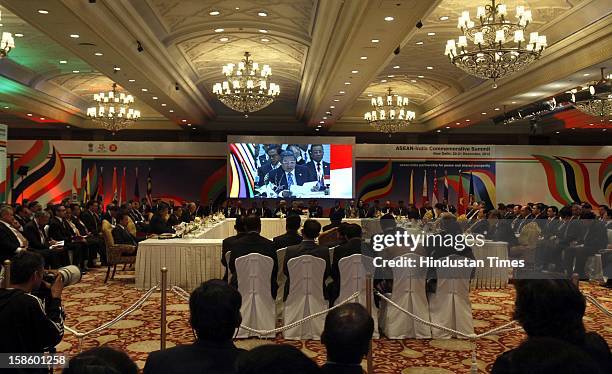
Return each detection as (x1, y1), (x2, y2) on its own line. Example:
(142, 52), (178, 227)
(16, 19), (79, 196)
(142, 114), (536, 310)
(56, 267), (612, 373)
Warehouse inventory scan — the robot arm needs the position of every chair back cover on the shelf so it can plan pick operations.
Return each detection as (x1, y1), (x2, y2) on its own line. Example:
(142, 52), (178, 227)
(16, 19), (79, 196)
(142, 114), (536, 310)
(336, 254), (379, 337)
(382, 253), (431, 338)
(235, 253), (275, 338)
(428, 254), (474, 339)
(225, 251), (232, 283)
(283, 255), (327, 339)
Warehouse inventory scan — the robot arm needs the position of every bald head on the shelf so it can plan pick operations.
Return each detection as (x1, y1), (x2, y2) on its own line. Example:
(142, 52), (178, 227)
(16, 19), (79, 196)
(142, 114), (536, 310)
(322, 303), (374, 364)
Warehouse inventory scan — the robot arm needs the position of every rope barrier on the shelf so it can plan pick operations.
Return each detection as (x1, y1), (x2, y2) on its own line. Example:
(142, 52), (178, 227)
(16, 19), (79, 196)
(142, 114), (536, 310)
(171, 286), (360, 336)
(584, 294), (612, 318)
(64, 284), (159, 339)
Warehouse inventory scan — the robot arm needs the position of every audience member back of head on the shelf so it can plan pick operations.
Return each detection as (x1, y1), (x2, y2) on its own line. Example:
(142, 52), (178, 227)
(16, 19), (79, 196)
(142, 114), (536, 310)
(235, 344), (320, 374)
(64, 346), (138, 374)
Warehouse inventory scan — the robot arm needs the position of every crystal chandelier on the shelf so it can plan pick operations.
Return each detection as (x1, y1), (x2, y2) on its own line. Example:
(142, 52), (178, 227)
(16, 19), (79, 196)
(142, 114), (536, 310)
(212, 52), (280, 114)
(444, 1), (547, 83)
(571, 68), (611, 119)
(86, 83), (141, 132)
(0, 11), (16, 58)
(364, 88), (415, 134)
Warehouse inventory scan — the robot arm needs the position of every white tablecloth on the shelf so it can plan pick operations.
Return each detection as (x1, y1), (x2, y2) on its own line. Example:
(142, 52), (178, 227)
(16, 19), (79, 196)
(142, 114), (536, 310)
(135, 218), (384, 290)
(471, 241), (509, 289)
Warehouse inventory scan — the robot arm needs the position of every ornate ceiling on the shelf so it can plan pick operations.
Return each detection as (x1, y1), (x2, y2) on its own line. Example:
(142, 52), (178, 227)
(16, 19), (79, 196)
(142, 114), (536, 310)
(0, 0), (609, 135)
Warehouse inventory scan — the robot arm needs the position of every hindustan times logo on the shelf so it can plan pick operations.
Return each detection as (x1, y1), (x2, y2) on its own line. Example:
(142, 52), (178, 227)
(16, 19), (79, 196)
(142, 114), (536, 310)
(371, 232), (485, 252)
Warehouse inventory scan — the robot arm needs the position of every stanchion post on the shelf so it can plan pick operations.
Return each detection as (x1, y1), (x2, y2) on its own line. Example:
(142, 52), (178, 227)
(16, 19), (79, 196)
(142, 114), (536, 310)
(160, 267), (168, 350)
(2, 260), (11, 288)
(365, 273), (373, 374)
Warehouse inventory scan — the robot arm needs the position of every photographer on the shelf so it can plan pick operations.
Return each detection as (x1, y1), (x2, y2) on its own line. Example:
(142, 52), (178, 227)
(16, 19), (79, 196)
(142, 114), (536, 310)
(0, 251), (65, 355)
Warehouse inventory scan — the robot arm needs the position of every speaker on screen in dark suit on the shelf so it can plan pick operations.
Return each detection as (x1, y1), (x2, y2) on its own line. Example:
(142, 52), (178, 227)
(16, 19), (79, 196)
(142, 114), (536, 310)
(267, 156), (315, 191)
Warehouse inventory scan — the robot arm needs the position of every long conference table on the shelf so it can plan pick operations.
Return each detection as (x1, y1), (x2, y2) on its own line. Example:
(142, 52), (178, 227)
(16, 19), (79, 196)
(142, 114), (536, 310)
(135, 218), (510, 290)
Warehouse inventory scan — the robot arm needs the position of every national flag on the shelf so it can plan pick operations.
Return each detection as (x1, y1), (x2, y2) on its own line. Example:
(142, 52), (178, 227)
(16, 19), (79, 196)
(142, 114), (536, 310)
(96, 166), (104, 202)
(468, 171), (475, 205)
(421, 169), (428, 205)
(443, 170), (449, 201)
(120, 167), (127, 205)
(409, 169), (415, 205)
(146, 168), (152, 206)
(111, 167), (118, 202)
(85, 169), (91, 203)
(71, 168), (78, 200)
(457, 170), (466, 215)
(431, 169), (439, 205)
(134, 167), (140, 200)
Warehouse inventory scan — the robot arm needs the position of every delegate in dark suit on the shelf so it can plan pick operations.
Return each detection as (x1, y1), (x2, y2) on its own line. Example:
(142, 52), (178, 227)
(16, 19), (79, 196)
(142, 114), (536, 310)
(48, 217), (88, 268)
(112, 224), (144, 247)
(228, 232), (278, 299)
(23, 220), (68, 268)
(0, 223), (21, 263)
(221, 232), (247, 282)
(150, 214), (175, 234)
(267, 165), (315, 189)
(487, 220), (518, 246)
(80, 209), (101, 235)
(143, 340), (246, 374)
(305, 160), (330, 183)
(283, 240), (330, 301)
(272, 231), (302, 250)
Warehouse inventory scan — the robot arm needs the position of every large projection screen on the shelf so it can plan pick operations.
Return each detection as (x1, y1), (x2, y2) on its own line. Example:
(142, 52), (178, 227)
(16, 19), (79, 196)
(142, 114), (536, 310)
(227, 136), (355, 199)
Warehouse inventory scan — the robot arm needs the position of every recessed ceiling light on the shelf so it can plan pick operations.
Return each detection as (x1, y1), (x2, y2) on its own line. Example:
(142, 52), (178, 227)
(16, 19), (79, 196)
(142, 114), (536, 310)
(317, 125), (322, 128)
(589, 123), (594, 126)
(37, 10), (49, 14)
(3, 106), (8, 109)
(209, 10), (220, 16)
(66, 125), (71, 129)
(187, 123), (192, 126)
(603, 129), (607, 132)
(169, 110), (174, 113)
(511, 101), (517, 104)
(192, 127), (196, 130)
(367, 94), (372, 97)
(330, 106), (335, 109)
(351, 70), (358, 74)
(69, 34), (79, 38)
(152, 96), (158, 100)
(583, 73), (590, 76)
(259, 29), (268, 33)
(181, 119), (187, 123)
(261, 38), (270, 42)
(387, 75), (394, 78)
(339, 90), (346, 94)
(319, 121), (324, 124)
(571, 127), (576, 130)
(393, 65), (400, 69)
(344, 82), (351, 85)
(427, 32), (436, 36)
(40, 117), (45, 120)
(141, 88), (148, 92)
(436, 129), (441, 133)
(14, 33), (24, 37)
(411, 79), (417, 83)
(128, 79), (135, 82)
(72, 70), (80, 73)
(214, 28), (224, 33)
(455, 122), (460, 125)
(439, 16), (449, 21)
(94, 52), (103, 56)
(445, 126), (450, 129)
(333, 99), (340, 102)
(360, 56), (367, 60)
(466, 119), (471, 122)
(219, 37), (229, 42)
(371, 39), (379, 43)
(113, 66), (120, 71)
(323, 117), (327, 120)
(426, 66), (433, 70)
(381, 79), (387, 83)
(161, 103), (167, 106)
(235, 7), (240, 10)
(417, 75), (424, 78)
(384, 16), (394, 21)
(59, 60), (67, 64)
(27, 113), (32, 116)
(481, 112), (487, 115)
(494, 107), (500, 111)
(258, 11), (268, 17)
(555, 131), (560, 134)
(416, 41), (424, 45)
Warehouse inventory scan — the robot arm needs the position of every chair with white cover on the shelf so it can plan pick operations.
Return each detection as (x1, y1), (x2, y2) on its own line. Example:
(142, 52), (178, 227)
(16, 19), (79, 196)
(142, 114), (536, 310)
(381, 253), (431, 339)
(283, 255), (327, 340)
(235, 253), (276, 338)
(428, 254), (475, 339)
(335, 254), (379, 337)
(275, 247), (288, 319)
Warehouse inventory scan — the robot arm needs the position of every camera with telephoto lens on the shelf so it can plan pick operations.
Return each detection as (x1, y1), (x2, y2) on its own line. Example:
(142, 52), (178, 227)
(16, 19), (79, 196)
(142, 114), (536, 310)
(43, 265), (82, 287)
